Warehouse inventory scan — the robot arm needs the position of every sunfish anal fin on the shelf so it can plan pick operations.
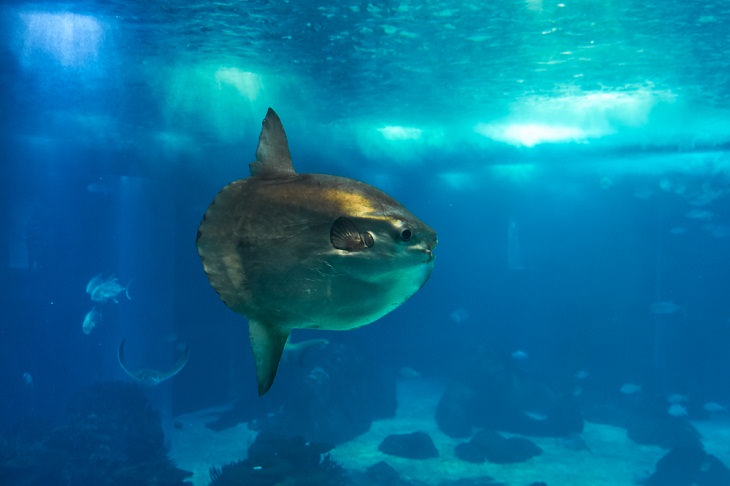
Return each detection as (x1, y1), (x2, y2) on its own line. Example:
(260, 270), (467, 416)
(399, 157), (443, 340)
(249, 319), (289, 396)
(249, 108), (295, 178)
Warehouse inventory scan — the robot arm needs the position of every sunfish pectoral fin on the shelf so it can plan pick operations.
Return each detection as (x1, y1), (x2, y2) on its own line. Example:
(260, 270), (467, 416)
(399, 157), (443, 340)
(248, 319), (289, 396)
(249, 108), (296, 178)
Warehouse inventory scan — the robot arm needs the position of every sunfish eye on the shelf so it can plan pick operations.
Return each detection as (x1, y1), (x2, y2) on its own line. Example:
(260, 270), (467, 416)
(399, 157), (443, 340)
(400, 227), (412, 242)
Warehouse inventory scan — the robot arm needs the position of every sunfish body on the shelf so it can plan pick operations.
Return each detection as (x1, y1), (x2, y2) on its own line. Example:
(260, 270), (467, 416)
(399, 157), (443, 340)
(196, 108), (437, 395)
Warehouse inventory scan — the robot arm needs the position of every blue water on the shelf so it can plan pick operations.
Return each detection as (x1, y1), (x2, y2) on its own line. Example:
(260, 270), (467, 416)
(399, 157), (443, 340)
(3, 1), (730, 485)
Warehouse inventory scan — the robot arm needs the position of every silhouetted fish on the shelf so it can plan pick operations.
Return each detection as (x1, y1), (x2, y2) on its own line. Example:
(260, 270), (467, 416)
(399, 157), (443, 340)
(197, 108), (437, 395)
(117, 339), (190, 386)
(650, 301), (683, 315)
(82, 308), (101, 335)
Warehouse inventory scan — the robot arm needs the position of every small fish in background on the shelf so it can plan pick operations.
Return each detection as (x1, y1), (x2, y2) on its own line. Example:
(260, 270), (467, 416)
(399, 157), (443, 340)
(304, 367), (330, 386)
(449, 307), (471, 324)
(685, 208), (713, 220)
(650, 301), (684, 316)
(86, 274), (132, 304)
(524, 410), (548, 421)
(398, 367), (422, 379)
(574, 369), (590, 380)
(667, 393), (688, 405)
(86, 178), (114, 195)
(511, 349), (529, 361)
(556, 433), (592, 453)
(667, 403), (688, 417)
(702, 223), (730, 239)
(282, 338), (330, 366)
(22, 371), (33, 388)
(82, 308), (101, 335)
(703, 402), (727, 414)
(620, 383), (642, 395)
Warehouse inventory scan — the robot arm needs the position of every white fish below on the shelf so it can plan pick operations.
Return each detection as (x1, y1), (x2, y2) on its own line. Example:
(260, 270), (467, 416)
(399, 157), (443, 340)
(524, 410), (549, 421)
(703, 402), (727, 413)
(449, 307), (471, 324)
(650, 301), (684, 315)
(667, 393), (688, 404)
(667, 403), (688, 417)
(685, 209), (713, 220)
(574, 369), (590, 380)
(82, 308), (101, 335)
(86, 274), (132, 304)
(620, 383), (642, 395)
(511, 350), (529, 361)
(22, 371), (33, 388)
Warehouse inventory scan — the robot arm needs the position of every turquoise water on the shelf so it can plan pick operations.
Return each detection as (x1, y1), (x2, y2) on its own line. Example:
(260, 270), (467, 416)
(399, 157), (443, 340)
(2, 1), (730, 485)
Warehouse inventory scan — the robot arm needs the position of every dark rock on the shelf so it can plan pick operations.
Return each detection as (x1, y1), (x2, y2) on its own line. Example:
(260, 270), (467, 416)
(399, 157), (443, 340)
(697, 454), (730, 485)
(498, 437), (543, 463)
(454, 442), (486, 463)
(643, 447), (730, 486)
(366, 461), (402, 485)
(644, 447), (707, 485)
(456, 430), (542, 464)
(438, 477), (506, 486)
(435, 348), (583, 438)
(0, 382), (191, 486)
(248, 431), (333, 466)
(627, 417), (702, 449)
(471, 430), (506, 451)
(378, 431), (439, 459)
(210, 433), (345, 486)
(254, 343), (398, 444)
(435, 383), (476, 438)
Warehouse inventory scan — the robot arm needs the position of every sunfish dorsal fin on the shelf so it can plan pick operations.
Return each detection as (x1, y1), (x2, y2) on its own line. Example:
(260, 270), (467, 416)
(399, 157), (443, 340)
(249, 319), (289, 395)
(249, 108), (295, 178)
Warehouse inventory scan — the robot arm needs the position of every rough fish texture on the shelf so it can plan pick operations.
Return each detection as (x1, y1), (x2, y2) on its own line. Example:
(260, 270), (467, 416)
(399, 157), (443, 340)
(197, 108), (437, 395)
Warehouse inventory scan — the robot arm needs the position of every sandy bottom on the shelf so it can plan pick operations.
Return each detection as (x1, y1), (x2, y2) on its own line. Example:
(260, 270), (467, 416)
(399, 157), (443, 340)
(169, 380), (730, 486)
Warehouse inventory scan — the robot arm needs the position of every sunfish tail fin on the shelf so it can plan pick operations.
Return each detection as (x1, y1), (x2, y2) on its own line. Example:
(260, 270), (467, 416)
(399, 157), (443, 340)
(248, 319), (289, 396)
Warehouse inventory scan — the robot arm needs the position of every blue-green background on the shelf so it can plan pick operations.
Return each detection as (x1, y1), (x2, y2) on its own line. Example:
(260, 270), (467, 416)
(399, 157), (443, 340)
(2, 0), (729, 457)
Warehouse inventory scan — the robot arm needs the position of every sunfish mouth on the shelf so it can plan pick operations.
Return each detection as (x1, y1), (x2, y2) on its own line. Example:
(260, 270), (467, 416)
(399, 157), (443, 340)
(420, 238), (437, 262)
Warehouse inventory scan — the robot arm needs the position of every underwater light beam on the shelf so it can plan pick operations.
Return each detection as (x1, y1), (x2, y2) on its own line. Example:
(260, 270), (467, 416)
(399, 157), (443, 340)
(18, 11), (103, 67)
(214, 68), (263, 101)
(476, 122), (585, 147)
(377, 126), (423, 141)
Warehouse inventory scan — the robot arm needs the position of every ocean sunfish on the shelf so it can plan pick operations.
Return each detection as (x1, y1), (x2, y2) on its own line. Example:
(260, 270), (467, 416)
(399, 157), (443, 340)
(196, 108), (437, 395)
(282, 338), (330, 366)
(117, 338), (190, 386)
